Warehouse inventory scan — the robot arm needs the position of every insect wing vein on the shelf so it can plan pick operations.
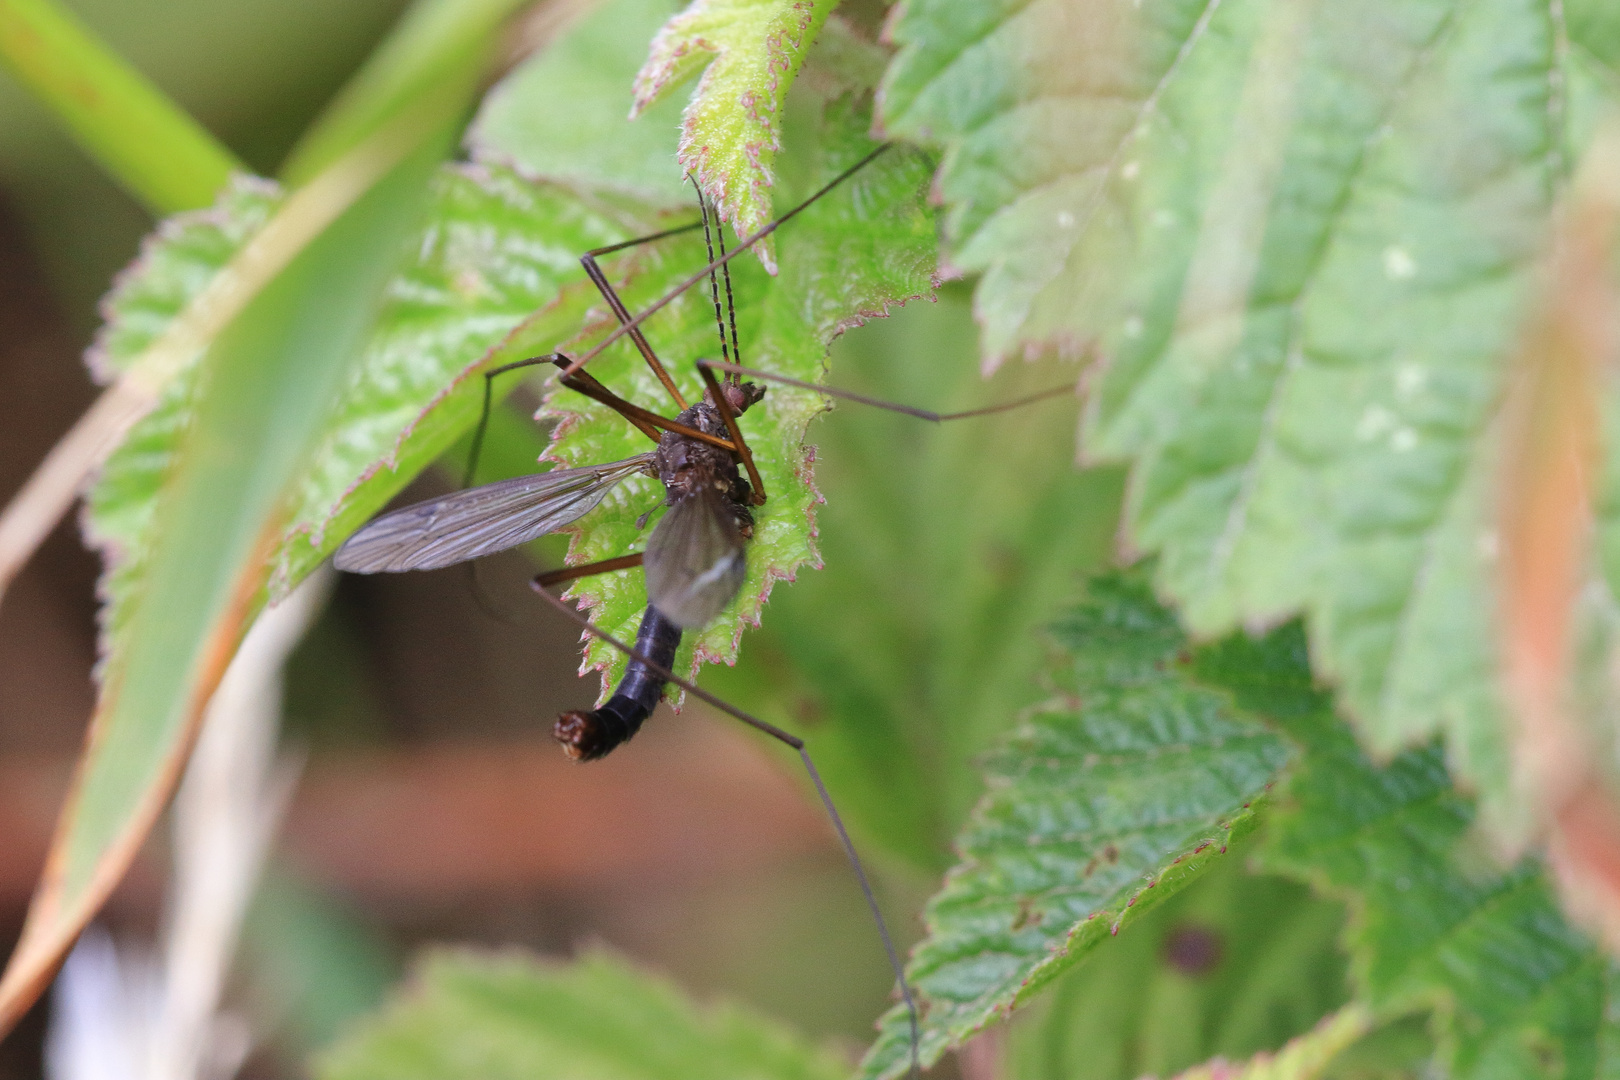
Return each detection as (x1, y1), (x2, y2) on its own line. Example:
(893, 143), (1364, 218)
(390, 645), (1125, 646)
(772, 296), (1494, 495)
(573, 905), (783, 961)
(334, 455), (653, 573)
(643, 487), (747, 629)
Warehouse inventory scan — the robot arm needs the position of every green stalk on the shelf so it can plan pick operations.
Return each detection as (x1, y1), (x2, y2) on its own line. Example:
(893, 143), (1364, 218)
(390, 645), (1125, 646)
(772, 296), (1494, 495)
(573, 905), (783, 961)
(0, 0), (243, 214)
(280, 0), (541, 185)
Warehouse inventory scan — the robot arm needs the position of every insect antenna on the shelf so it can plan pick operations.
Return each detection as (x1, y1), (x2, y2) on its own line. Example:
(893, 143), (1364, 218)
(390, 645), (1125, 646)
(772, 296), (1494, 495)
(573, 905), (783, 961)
(531, 583), (922, 1080)
(559, 143), (893, 381)
(701, 187), (744, 387)
(691, 177), (735, 377)
(698, 360), (1078, 423)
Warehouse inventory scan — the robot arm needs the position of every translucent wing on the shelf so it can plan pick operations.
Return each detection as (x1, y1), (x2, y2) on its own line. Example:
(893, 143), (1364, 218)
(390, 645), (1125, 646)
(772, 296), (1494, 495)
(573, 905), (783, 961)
(643, 487), (747, 629)
(334, 455), (653, 573)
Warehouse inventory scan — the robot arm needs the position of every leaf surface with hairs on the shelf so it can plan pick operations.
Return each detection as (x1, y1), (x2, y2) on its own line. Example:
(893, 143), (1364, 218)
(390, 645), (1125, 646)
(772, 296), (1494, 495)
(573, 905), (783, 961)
(857, 569), (1294, 1078)
(877, 0), (1620, 840)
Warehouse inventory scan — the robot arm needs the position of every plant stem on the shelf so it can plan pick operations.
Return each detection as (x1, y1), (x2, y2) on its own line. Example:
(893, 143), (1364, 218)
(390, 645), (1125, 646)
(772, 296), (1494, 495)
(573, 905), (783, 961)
(0, 0), (242, 214)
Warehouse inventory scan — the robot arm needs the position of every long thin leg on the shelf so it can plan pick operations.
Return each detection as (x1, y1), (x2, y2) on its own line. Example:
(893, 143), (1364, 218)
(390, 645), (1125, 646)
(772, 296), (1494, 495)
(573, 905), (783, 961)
(533, 552), (643, 589)
(464, 354), (665, 488)
(560, 144), (894, 380)
(579, 220), (707, 412)
(698, 359), (1077, 424)
(465, 353), (748, 494)
(530, 584), (922, 1080)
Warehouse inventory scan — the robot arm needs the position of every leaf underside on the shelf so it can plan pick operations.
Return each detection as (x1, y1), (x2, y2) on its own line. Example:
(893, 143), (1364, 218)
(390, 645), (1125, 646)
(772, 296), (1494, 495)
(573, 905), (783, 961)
(858, 569), (1294, 1079)
(879, 0), (1620, 840)
(1199, 621), (1620, 1079)
(865, 565), (1620, 1077)
(1002, 855), (1354, 1078)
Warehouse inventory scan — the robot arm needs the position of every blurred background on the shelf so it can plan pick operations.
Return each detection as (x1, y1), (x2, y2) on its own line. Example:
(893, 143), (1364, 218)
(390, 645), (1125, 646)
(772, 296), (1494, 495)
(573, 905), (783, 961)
(0, 2), (1357, 1078)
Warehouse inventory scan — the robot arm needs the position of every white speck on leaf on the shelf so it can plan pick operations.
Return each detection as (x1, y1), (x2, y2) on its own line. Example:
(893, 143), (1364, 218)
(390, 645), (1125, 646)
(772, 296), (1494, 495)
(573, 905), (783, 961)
(1395, 363), (1427, 398)
(1383, 245), (1417, 280)
(1356, 405), (1394, 441)
(1390, 427), (1418, 452)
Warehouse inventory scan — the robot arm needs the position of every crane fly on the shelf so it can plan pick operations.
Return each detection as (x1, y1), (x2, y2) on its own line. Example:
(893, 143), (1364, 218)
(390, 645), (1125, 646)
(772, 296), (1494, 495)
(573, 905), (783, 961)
(333, 141), (1073, 1077)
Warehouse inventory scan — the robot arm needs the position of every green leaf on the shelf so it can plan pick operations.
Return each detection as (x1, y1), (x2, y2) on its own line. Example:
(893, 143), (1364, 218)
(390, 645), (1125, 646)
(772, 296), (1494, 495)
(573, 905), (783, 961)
(83, 167), (648, 628)
(316, 949), (849, 1080)
(1005, 859), (1352, 1080)
(720, 285), (1124, 869)
(83, 29), (936, 714)
(1165, 1005), (1375, 1080)
(876, 0), (1620, 838)
(0, 0), (242, 212)
(469, 0), (688, 204)
(269, 168), (674, 595)
(0, 125), (455, 1032)
(1193, 624), (1620, 1080)
(85, 177), (285, 649)
(544, 93), (937, 695)
(630, 0), (838, 271)
(857, 568), (1295, 1079)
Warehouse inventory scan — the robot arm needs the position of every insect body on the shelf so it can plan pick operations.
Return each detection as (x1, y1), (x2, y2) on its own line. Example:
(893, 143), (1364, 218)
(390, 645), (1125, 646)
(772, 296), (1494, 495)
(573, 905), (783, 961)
(553, 386), (763, 760)
(329, 143), (1066, 1078)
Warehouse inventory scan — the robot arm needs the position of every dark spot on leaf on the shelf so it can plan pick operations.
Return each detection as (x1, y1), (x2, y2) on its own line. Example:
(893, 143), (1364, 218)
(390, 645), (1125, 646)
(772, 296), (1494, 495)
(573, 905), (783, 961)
(1010, 898), (1042, 931)
(1103, 844), (1119, 863)
(1162, 925), (1223, 977)
(1082, 857), (1098, 877)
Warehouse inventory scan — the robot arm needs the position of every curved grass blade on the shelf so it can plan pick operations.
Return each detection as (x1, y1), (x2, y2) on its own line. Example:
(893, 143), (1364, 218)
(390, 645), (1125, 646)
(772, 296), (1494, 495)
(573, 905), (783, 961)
(0, 112), (458, 1037)
(0, 0), (241, 213)
(280, 0), (536, 186)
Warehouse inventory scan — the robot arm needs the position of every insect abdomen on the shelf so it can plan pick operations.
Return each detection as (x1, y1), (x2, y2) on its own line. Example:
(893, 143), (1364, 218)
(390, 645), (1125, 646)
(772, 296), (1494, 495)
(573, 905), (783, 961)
(553, 606), (682, 760)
